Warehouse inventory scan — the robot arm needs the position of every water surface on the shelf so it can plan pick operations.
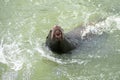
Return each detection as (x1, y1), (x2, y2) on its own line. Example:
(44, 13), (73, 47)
(0, 0), (120, 80)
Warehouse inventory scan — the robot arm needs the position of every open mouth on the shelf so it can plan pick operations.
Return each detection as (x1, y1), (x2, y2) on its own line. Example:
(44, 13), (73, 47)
(51, 25), (63, 41)
(54, 29), (62, 39)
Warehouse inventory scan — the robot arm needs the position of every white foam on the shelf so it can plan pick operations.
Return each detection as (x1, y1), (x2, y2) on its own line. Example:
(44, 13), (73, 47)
(0, 38), (7, 64)
(82, 16), (120, 37)
(35, 47), (64, 64)
(35, 47), (90, 65)
(0, 38), (24, 71)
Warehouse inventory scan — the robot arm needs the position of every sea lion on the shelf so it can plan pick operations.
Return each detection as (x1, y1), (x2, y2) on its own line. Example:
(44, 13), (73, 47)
(45, 25), (91, 54)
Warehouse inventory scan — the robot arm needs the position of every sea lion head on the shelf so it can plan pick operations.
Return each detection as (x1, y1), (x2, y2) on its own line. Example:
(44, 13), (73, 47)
(46, 25), (64, 41)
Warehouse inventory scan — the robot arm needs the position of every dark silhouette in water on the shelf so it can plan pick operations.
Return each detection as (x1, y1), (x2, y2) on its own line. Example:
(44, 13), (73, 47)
(45, 25), (96, 54)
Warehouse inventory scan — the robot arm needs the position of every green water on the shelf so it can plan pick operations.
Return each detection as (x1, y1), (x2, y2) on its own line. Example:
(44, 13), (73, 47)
(0, 0), (120, 80)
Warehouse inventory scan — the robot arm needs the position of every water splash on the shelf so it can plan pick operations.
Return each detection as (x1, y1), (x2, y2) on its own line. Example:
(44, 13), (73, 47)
(35, 47), (65, 64)
(35, 47), (90, 65)
(82, 16), (120, 38)
(0, 39), (24, 71)
(0, 31), (25, 71)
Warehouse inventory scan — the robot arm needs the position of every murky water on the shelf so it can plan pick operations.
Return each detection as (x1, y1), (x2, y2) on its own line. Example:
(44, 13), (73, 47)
(0, 0), (120, 80)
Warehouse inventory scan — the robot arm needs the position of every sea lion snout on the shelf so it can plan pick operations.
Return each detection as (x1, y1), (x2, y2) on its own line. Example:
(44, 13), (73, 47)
(51, 25), (64, 41)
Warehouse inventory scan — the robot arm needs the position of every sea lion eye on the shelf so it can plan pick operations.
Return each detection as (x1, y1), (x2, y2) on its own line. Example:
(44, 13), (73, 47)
(46, 36), (48, 39)
(48, 30), (52, 34)
(46, 30), (52, 39)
